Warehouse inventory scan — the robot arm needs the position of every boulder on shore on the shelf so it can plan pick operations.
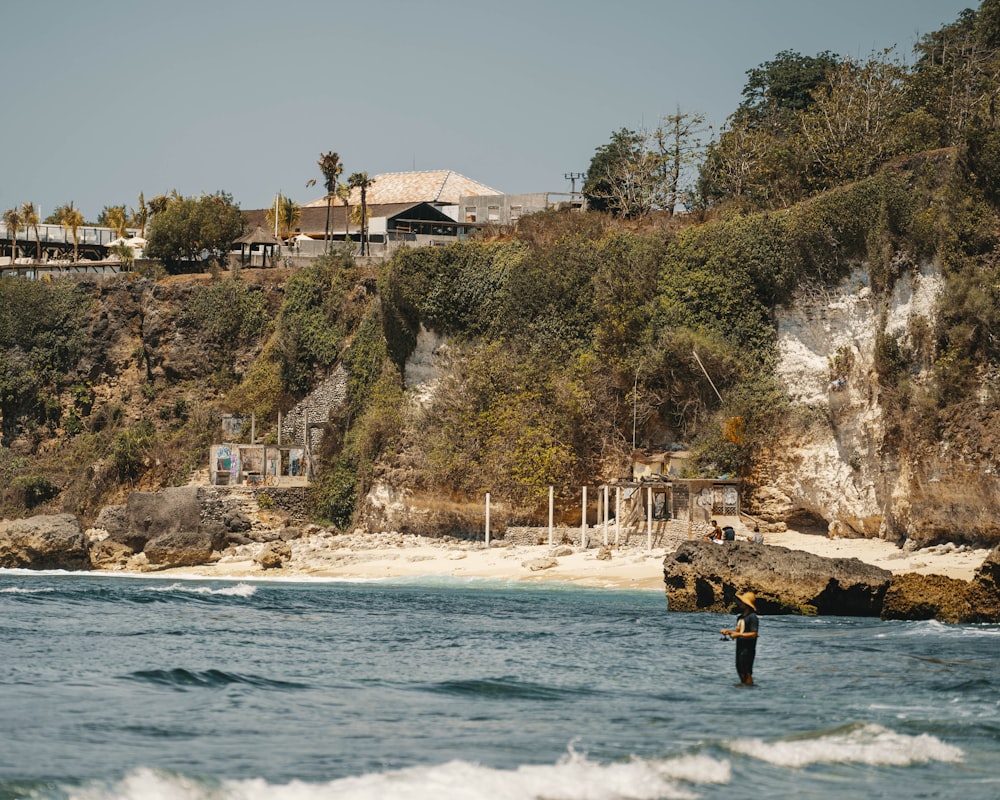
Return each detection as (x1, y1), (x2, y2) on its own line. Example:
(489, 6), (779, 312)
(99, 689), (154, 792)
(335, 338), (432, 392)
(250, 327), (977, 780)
(662, 540), (890, 616)
(0, 513), (91, 571)
(882, 546), (1000, 622)
(116, 487), (202, 553)
(143, 531), (215, 569)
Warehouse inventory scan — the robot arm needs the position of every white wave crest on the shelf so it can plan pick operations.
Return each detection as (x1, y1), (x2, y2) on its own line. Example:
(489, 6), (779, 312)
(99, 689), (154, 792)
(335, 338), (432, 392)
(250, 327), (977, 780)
(0, 586), (54, 594)
(146, 582), (257, 597)
(65, 753), (730, 800)
(728, 722), (963, 767)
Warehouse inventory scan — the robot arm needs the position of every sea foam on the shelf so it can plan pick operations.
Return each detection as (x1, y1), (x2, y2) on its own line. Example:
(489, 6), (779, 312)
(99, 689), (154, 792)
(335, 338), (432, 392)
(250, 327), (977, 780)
(64, 752), (731, 800)
(727, 722), (963, 767)
(144, 582), (257, 597)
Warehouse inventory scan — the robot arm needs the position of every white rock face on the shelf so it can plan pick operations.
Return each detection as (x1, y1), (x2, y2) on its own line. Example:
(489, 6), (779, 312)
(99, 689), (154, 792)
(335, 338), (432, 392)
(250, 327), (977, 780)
(404, 325), (450, 406)
(763, 262), (944, 539)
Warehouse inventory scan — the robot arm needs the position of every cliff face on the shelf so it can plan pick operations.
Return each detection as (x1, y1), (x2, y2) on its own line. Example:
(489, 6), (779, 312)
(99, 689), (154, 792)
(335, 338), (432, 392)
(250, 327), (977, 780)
(751, 261), (1000, 548)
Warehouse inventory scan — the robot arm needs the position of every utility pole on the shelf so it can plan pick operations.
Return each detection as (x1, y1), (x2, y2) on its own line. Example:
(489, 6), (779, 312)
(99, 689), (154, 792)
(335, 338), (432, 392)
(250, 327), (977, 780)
(564, 172), (586, 197)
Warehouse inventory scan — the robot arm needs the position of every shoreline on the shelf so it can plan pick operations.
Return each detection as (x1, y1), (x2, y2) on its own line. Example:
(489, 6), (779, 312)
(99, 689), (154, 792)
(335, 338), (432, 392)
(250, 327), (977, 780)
(140, 527), (993, 589)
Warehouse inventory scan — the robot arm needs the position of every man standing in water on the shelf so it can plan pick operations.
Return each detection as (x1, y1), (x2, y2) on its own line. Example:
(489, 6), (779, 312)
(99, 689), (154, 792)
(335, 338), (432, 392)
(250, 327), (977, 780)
(720, 591), (758, 685)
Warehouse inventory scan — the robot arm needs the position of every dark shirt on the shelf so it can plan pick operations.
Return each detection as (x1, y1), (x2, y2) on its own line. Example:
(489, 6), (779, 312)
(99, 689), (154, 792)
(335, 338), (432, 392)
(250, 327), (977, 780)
(736, 610), (758, 656)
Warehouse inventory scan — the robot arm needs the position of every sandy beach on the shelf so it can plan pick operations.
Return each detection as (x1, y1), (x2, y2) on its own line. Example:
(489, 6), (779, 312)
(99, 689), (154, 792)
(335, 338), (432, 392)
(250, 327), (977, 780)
(154, 526), (993, 589)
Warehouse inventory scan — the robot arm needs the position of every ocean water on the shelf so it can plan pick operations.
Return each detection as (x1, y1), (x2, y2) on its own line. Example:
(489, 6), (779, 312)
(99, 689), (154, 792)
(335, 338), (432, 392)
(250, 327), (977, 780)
(0, 570), (997, 800)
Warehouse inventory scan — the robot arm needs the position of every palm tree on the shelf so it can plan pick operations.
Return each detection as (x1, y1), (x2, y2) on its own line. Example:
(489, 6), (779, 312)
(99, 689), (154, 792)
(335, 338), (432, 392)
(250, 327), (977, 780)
(131, 192), (148, 237)
(317, 151), (343, 246)
(280, 195), (301, 239)
(3, 207), (23, 261)
(336, 183), (351, 240)
(265, 194), (301, 240)
(348, 171), (374, 255)
(105, 205), (128, 238)
(61, 203), (84, 263)
(21, 202), (40, 262)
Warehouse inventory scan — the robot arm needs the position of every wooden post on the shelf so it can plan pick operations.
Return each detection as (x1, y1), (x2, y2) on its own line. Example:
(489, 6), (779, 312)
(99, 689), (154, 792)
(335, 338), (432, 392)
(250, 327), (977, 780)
(647, 485), (653, 551)
(485, 492), (491, 547)
(548, 485), (554, 547)
(581, 485), (587, 549)
(603, 484), (609, 547)
(277, 411), (282, 446)
(251, 412), (256, 445)
(615, 486), (621, 547)
(596, 489), (603, 547)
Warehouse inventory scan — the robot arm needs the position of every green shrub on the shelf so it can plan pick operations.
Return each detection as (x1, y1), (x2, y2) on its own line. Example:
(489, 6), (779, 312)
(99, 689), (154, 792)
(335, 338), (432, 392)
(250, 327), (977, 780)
(13, 474), (59, 509)
(109, 420), (156, 483)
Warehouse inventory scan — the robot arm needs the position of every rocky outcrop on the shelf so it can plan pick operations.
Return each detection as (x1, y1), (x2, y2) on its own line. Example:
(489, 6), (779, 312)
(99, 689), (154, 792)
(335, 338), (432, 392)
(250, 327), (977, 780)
(753, 261), (1000, 549)
(0, 513), (91, 570)
(254, 541), (291, 569)
(117, 487), (203, 552)
(662, 540), (890, 616)
(882, 545), (1000, 622)
(143, 531), (215, 568)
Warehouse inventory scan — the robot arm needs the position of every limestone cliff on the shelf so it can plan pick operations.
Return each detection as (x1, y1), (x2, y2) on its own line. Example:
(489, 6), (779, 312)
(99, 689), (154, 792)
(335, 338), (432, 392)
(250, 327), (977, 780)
(751, 261), (1000, 548)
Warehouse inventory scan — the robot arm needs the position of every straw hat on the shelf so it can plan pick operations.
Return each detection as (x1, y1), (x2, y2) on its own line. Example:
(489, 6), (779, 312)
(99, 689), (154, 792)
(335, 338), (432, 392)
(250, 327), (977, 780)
(736, 591), (757, 611)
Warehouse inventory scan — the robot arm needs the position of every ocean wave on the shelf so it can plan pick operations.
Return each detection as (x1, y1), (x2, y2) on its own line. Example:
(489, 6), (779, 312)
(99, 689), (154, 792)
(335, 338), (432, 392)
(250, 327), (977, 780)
(727, 722), (963, 767)
(422, 677), (593, 702)
(0, 585), (55, 594)
(123, 668), (309, 691)
(143, 582), (257, 598)
(55, 753), (732, 800)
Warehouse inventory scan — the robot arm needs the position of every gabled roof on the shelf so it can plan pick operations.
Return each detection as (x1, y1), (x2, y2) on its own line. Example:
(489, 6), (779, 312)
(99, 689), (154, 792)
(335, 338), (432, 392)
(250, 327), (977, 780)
(303, 170), (501, 208)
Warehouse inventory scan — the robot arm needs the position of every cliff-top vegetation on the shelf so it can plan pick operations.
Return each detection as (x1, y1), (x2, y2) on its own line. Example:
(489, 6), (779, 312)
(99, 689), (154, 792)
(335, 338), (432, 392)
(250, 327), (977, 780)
(3, 1), (1000, 530)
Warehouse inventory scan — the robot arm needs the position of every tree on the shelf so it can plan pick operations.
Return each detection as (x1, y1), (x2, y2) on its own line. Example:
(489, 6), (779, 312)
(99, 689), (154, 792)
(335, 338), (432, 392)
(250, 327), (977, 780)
(43, 204), (73, 225)
(583, 128), (657, 217)
(60, 204), (84, 262)
(348, 171), (374, 255)
(654, 109), (708, 215)
(798, 49), (909, 187)
(738, 49), (841, 124)
(3, 207), (23, 260)
(336, 182), (351, 240)
(318, 151), (343, 245)
(144, 191), (244, 272)
(266, 193), (301, 239)
(99, 205), (128, 237)
(130, 192), (149, 236)
(21, 202), (40, 262)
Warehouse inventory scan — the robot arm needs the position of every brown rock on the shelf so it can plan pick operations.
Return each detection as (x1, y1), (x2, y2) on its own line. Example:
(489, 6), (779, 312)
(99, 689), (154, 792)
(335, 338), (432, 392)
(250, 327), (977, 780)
(89, 538), (134, 570)
(523, 557), (558, 572)
(662, 540), (890, 616)
(143, 531), (214, 568)
(255, 541), (291, 569)
(0, 514), (90, 571)
(882, 573), (977, 622)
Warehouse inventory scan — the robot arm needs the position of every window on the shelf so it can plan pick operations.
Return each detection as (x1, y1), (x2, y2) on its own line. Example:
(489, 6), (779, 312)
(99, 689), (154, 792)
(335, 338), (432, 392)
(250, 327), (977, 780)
(465, 206), (477, 223)
(510, 205), (522, 222)
(487, 205), (500, 222)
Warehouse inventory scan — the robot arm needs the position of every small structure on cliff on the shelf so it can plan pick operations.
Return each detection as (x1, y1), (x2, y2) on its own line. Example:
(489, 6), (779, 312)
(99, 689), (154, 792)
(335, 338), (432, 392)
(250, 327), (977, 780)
(209, 413), (313, 487)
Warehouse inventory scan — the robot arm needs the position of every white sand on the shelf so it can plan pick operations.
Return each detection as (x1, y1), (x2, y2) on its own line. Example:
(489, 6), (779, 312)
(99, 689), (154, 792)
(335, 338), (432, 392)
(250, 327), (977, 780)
(152, 527), (992, 589)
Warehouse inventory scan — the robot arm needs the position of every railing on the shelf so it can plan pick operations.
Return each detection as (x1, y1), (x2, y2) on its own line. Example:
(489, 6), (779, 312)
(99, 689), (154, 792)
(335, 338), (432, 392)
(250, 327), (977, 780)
(0, 223), (140, 246)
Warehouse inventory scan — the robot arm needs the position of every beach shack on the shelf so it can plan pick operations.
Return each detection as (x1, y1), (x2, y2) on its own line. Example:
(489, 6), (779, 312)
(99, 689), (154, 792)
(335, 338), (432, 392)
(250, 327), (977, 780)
(209, 443), (309, 486)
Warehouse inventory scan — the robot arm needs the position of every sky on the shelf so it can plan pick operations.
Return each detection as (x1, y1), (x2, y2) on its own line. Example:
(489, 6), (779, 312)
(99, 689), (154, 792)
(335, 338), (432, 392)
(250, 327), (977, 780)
(0, 0), (978, 222)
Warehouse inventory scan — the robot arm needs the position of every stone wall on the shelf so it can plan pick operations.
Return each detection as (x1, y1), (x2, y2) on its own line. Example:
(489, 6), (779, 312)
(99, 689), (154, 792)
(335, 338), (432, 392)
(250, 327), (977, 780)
(280, 364), (348, 451)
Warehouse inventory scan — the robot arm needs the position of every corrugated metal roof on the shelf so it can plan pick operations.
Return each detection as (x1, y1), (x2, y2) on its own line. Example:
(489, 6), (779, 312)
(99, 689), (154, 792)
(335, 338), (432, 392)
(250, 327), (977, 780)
(303, 170), (500, 208)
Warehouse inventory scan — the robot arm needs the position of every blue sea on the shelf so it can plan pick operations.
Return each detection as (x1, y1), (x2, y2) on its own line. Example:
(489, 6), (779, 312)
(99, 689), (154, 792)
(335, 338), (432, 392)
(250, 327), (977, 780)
(0, 570), (997, 800)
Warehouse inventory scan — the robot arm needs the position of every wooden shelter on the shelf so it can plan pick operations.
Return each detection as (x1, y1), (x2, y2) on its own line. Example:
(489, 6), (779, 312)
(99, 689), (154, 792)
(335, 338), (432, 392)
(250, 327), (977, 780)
(234, 225), (281, 267)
